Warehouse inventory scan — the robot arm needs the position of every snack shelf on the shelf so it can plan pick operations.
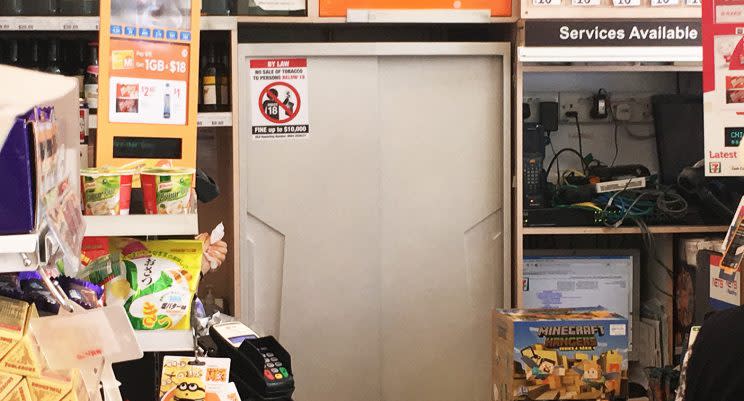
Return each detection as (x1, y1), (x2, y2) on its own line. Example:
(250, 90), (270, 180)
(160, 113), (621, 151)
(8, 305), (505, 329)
(0, 232), (41, 272)
(0, 16), (234, 31)
(522, 225), (730, 235)
(83, 214), (199, 237)
(88, 112), (232, 129)
(135, 330), (194, 352)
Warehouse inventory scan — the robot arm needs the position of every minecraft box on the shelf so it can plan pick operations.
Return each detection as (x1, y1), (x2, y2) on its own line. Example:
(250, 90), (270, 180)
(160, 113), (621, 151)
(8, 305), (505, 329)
(493, 307), (628, 401)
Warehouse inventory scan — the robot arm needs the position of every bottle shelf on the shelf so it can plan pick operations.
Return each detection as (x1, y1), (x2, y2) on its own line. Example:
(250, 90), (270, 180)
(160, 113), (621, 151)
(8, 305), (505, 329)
(83, 214), (199, 237)
(135, 330), (194, 352)
(88, 112), (232, 129)
(0, 16), (235, 31)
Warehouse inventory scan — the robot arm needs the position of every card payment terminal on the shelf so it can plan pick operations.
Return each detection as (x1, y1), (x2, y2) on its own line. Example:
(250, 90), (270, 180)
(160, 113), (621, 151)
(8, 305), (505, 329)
(205, 322), (295, 401)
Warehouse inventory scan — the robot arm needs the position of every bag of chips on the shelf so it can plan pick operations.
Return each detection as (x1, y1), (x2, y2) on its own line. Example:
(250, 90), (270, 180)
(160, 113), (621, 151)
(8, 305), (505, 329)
(80, 238), (202, 330)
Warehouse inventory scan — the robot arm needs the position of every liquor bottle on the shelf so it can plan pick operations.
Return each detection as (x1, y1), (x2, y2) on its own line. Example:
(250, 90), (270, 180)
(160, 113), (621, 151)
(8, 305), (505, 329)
(84, 42), (99, 115)
(66, 41), (87, 98)
(34, 0), (60, 15)
(164, 83), (171, 119)
(82, 0), (98, 15)
(202, 0), (235, 15)
(45, 39), (63, 74)
(0, 0), (25, 16)
(61, 0), (98, 15)
(200, 43), (226, 112)
(218, 43), (231, 110)
(26, 40), (44, 71)
(6, 40), (20, 67)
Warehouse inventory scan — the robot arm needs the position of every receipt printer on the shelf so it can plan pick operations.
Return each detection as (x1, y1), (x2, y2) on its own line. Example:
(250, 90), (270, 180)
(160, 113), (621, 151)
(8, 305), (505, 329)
(203, 322), (295, 401)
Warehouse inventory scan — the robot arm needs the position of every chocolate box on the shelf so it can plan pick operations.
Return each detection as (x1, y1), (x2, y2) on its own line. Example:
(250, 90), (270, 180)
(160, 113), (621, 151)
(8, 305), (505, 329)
(493, 307), (629, 401)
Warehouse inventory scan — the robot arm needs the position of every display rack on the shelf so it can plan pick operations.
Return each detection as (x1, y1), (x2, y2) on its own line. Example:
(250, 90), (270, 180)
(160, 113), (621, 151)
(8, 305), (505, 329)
(134, 331), (193, 352)
(0, 16), (236, 31)
(83, 214), (200, 237)
(88, 113), (233, 129)
(0, 231), (44, 272)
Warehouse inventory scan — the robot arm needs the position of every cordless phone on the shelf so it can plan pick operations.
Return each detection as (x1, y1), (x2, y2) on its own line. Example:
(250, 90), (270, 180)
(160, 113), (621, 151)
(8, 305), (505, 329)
(523, 123), (547, 209)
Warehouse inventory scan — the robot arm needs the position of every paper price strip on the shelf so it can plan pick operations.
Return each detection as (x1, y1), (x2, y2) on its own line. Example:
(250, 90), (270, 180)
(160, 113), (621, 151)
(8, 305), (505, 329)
(686, 0), (701, 5)
(573, 0), (600, 6)
(651, 0), (680, 6)
(613, 0), (641, 6)
(533, 0), (561, 6)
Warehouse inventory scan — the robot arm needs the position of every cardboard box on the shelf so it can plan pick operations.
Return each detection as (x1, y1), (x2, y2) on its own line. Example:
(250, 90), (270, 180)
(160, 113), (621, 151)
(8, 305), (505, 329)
(0, 297), (30, 361)
(0, 304), (44, 378)
(493, 307), (628, 401)
(4, 379), (31, 401)
(0, 67), (81, 235)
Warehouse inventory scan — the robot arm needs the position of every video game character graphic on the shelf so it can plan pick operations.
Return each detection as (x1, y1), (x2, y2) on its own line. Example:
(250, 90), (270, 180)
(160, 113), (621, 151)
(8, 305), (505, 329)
(520, 346), (557, 380)
(573, 360), (619, 392)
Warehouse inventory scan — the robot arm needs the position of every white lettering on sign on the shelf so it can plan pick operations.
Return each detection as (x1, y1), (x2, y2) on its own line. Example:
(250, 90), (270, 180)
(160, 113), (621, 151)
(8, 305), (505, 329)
(558, 25), (699, 41)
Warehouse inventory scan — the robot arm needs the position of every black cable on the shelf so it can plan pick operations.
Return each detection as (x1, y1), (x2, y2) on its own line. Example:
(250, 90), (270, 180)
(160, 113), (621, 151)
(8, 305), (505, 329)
(546, 148), (589, 184)
(547, 134), (560, 184)
(612, 122), (620, 167)
(573, 114), (583, 162)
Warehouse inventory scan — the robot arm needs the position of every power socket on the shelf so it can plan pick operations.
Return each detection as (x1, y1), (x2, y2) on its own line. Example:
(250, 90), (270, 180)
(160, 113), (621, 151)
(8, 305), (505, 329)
(524, 92), (559, 123)
(559, 92), (599, 123)
(613, 103), (633, 121)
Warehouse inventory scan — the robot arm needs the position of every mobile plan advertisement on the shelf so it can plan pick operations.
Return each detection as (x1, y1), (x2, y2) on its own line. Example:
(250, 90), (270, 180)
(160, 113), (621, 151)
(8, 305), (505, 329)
(97, 0), (200, 170)
(704, 0), (744, 176)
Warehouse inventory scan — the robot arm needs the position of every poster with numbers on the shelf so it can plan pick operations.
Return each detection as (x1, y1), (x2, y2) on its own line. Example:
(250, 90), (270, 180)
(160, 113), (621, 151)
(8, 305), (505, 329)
(249, 58), (310, 140)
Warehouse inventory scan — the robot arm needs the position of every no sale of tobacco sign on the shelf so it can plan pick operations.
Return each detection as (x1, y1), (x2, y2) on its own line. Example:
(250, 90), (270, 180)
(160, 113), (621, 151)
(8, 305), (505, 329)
(250, 58), (310, 139)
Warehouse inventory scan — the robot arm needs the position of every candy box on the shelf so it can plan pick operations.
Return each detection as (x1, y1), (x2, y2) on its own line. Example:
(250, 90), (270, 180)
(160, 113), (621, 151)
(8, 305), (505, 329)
(0, 297), (30, 361)
(2, 378), (31, 401)
(492, 307), (629, 401)
(0, 303), (45, 378)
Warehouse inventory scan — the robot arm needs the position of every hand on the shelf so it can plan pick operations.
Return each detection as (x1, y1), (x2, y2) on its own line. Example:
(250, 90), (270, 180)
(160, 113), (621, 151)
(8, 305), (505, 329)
(196, 233), (228, 276)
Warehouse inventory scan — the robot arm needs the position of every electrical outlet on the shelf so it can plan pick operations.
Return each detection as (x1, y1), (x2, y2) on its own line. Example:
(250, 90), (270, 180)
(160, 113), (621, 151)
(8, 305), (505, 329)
(559, 92), (599, 124)
(611, 92), (654, 123)
(523, 92), (559, 123)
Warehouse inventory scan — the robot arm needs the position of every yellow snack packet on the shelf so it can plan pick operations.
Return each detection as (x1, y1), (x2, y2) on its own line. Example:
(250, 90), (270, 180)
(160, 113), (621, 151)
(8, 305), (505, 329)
(103, 239), (202, 330)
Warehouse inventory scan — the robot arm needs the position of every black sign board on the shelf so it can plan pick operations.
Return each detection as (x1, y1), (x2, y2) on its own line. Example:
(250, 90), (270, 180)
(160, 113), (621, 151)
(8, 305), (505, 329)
(525, 19), (701, 47)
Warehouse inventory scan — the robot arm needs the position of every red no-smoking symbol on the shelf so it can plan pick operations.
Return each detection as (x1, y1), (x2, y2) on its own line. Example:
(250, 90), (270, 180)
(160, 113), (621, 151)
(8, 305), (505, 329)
(259, 82), (301, 124)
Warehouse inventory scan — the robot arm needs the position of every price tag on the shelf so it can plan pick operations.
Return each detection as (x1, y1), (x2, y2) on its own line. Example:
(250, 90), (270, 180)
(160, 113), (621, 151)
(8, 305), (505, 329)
(686, 0), (701, 6)
(533, 0), (561, 6)
(573, 0), (600, 5)
(613, 0), (641, 6)
(62, 20), (80, 30)
(651, 0), (679, 6)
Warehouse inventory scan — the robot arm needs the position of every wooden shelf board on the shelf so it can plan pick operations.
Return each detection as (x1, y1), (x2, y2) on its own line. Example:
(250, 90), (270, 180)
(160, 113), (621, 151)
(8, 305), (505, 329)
(522, 225), (729, 235)
(522, 63), (702, 73)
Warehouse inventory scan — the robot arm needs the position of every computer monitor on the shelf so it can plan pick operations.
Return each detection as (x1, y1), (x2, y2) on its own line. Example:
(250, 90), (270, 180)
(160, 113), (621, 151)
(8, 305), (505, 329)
(522, 249), (641, 359)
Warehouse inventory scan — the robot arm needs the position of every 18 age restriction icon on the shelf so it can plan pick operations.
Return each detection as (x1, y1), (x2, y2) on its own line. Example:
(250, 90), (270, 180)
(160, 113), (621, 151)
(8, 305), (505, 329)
(259, 82), (301, 124)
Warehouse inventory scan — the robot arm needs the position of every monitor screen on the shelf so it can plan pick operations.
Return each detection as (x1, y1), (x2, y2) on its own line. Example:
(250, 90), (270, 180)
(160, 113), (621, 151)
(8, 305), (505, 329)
(522, 255), (632, 320)
(522, 250), (640, 356)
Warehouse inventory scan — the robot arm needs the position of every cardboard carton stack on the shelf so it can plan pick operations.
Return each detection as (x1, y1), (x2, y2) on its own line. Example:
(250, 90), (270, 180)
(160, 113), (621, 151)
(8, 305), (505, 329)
(0, 296), (88, 401)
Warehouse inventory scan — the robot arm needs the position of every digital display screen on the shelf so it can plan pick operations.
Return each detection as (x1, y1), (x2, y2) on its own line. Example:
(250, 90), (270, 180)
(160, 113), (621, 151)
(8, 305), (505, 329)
(113, 136), (182, 159)
(725, 127), (744, 147)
